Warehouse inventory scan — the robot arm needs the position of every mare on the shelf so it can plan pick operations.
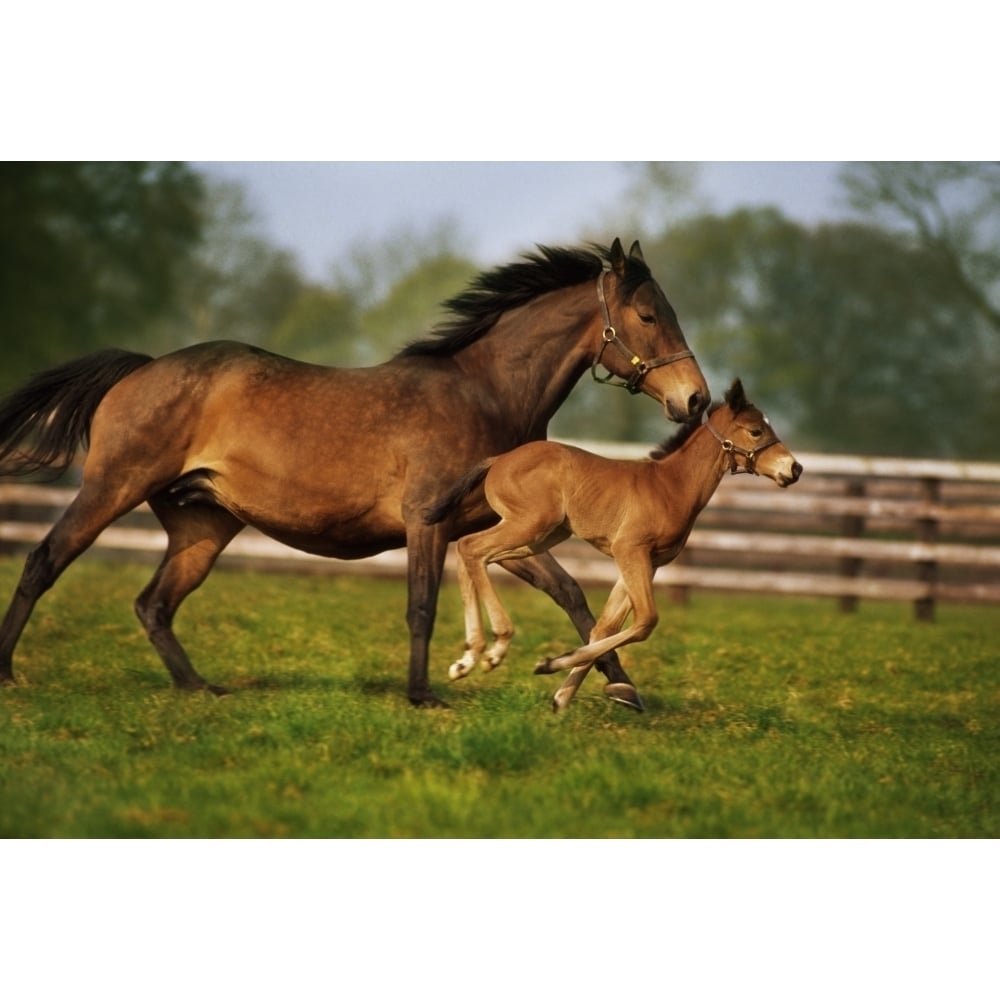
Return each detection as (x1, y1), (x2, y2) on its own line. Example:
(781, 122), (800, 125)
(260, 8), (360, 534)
(424, 379), (802, 710)
(0, 239), (709, 708)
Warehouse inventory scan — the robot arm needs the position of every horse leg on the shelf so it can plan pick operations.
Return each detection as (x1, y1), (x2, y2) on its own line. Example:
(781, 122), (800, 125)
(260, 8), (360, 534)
(535, 550), (657, 686)
(548, 577), (634, 712)
(0, 486), (143, 684)
(0, 542), (59, 685)
(134, 498), (244, 693)
(447, 554), (488, 680)
(403, 518), (451, 707)
(500, 552), (645, 711)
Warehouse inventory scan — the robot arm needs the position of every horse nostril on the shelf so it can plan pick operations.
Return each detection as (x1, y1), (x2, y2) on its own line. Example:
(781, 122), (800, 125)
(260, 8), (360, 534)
(791, 462), (803, 481)
(688, 390), (709, 419)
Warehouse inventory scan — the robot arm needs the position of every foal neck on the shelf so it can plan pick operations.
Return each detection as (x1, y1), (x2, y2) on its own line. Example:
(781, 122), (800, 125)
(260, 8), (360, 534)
(652, 415), (731, 511)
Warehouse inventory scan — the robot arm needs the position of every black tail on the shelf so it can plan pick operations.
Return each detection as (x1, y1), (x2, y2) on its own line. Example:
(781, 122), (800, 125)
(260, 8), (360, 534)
(423, 459), (495, 524)
(0, 349), (154, 478)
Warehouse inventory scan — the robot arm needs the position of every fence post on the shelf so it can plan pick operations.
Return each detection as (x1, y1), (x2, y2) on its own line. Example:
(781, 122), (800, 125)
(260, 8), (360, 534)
(0, 485), (14, 557)
(838, 479), (866, 613)
(666, 548), (691, 605)
(914, 476), (940, 622)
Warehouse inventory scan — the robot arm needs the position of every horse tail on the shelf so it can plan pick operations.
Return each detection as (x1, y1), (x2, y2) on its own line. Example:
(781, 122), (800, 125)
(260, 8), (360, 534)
(0, 348), (154, 479)
(423, 458), (496, 524)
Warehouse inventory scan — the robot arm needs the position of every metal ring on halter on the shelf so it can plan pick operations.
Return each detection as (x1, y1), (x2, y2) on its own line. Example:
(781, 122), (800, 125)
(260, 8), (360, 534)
(704, 410), (782, 476)
(590, 266), (694, 394)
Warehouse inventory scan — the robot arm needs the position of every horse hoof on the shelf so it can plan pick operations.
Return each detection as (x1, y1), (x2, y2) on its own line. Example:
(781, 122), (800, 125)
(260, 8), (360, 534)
(207, 683), (230, 697)
(534, 657), (555, 675)
(410, 692), (451, 709)
(448, 662), (471, 681)
(604, 682), (645, 712)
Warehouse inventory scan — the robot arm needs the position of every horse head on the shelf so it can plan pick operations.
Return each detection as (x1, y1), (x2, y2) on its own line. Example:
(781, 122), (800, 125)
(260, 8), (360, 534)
(592, 238), (710, 423)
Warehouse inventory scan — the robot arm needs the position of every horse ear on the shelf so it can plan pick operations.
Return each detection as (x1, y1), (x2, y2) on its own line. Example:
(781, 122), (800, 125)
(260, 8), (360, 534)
(628, 240), (645, 264)
(609, 237), (626, 276)
(725, 377), (747, 412)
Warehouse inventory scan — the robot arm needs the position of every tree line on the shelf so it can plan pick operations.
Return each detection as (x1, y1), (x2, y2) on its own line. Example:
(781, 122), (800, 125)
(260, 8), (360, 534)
(2, 161), (997, 459)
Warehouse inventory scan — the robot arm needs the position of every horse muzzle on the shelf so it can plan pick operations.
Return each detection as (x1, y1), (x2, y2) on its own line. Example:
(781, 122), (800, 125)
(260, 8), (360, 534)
(777, 460), (803, 488)
(665, 387), (710, 423)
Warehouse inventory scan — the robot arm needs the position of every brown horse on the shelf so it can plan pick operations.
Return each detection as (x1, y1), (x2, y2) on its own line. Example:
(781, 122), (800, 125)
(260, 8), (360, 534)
(425, 379), (801, 710)
(0, 239), (709, 707)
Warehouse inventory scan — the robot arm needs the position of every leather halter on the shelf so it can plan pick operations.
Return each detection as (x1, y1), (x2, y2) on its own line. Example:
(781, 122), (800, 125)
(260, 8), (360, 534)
(703, 409), (782, 476)
(590, 264), (694, 394)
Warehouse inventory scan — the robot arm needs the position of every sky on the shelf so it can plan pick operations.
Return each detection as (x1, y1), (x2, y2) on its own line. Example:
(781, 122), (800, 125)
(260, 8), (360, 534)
(193, 162), (847, 282)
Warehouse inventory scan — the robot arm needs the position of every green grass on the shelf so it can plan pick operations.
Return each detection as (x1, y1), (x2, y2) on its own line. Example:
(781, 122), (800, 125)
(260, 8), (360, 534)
(0, 555), (997, 837)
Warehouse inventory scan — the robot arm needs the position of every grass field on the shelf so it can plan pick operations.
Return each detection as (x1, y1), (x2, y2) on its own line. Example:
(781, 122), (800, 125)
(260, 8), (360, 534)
(0, 555), (996, 838)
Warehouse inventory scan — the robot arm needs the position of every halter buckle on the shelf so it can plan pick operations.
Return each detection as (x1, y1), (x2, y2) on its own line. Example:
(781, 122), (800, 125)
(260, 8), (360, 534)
(591, 269), (690, 395)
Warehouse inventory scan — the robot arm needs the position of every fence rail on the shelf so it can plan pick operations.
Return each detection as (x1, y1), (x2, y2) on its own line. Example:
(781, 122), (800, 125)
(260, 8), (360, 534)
(3, 444), (1000, 620)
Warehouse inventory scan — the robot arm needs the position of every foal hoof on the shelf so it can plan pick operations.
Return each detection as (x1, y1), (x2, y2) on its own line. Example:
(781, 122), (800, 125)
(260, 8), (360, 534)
(551, 688), (576, 713)
(604, 682), (645, 712)
(533, 657), (556, 675)
(448, 662), (472, 681)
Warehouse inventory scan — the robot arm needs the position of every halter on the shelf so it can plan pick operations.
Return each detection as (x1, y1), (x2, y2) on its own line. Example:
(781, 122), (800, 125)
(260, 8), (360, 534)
(590, 264), (695, 394)
(703, 409), (782, 476)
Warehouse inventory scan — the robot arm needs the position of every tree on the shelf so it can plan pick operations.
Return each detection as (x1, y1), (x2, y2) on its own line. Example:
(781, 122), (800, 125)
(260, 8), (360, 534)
(840, 162), (1000, 334)
(267, 287), (357, 363)
(643, 207), (994, 458)
(0, 162), (205, 390)
(144, 180), (309, 355)
(329, 223), (478, 365)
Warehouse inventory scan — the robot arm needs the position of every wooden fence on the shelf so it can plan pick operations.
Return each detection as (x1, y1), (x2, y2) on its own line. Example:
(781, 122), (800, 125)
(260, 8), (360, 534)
(3, 445), (1000, 620)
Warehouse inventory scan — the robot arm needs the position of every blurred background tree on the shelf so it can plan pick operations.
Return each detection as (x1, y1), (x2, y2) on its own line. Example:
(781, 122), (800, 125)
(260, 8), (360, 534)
(2, 161), (997, 458)
(144, 179), (307, 354)
(616, 161), (1000, 457)
(326, 221), (477, 365)
(0, 162), (204, 391)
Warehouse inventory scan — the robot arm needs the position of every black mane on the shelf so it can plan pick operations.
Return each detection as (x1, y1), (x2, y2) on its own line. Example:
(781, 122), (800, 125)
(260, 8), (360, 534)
(648, 403), (722, 461)
(396, 243), (652, 359)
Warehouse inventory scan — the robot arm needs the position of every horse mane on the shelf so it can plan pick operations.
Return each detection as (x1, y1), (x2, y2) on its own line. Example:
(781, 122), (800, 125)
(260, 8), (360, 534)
(648, 379), (750, 460)
(648, 403), (722, 461)
(396, 243), (652, 359)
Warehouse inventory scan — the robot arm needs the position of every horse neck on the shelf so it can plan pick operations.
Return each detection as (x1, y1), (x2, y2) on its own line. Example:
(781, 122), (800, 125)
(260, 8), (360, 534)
(651, 422), (729, 519)
(453, 284), (598, 439)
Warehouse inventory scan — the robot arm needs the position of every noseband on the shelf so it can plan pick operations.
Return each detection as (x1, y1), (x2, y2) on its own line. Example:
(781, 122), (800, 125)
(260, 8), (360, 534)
(704, 410), (782, 476)
(591, 265), (694, 394)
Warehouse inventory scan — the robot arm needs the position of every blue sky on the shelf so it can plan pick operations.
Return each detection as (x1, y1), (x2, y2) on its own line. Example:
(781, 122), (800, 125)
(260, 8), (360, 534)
(193, 162), (846, 281)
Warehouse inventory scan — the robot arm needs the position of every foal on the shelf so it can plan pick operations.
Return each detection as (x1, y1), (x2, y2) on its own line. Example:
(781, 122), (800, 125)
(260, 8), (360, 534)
(425, 379), (802, 710)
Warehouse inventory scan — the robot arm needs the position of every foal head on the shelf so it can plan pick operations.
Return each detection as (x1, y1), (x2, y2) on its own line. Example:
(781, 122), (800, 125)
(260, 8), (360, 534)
(706, 379), (802, 487)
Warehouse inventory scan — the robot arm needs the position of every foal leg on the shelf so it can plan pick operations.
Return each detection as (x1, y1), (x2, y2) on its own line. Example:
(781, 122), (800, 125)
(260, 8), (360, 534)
(454, 520), (563, 676)
(549, 577), (633, 712)
(535, 550), (657, 686)
(447, 555), (488, 680)
(453, 530), (521, 675)
(500, 553), (644, 711)
(134, 498), (244, 693)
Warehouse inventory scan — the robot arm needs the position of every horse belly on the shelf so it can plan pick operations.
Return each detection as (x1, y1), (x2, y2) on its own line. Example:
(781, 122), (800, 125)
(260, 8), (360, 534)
(259, 522), (407, 560)
(177, 466), (408, 560)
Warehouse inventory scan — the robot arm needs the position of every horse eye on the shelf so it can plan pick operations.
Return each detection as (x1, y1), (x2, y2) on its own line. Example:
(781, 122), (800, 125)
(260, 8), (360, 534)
(750, 428), (763, 439)
(638, 313), (655, 325)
